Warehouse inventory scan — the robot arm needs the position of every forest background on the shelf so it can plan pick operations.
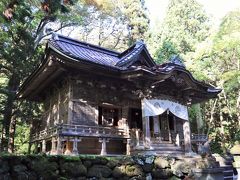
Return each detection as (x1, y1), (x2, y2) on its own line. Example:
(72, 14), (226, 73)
(0, 0), (239, 154)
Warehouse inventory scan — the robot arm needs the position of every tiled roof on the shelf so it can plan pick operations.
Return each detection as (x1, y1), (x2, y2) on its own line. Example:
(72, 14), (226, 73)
(49, 34), (122, 69)
(18, 34), (221, 102)
(48, 34), (155, 70)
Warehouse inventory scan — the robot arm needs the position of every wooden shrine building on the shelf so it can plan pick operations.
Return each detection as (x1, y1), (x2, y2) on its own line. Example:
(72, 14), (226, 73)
(18, 34), (221, 155)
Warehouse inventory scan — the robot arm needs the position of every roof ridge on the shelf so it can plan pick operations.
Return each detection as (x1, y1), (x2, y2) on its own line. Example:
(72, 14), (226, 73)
(118, 43), (138, 58)
(116, 43), (144, 67)
(51, 34), (121, 56)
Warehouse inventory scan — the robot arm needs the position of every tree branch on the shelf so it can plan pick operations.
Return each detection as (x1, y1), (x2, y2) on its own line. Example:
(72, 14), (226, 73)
(34, 22), (78, 49)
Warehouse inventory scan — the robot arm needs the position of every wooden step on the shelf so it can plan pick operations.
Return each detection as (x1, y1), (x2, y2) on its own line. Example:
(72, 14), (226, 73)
(213, 155), (234, 180)
(131, 141), (184, 155)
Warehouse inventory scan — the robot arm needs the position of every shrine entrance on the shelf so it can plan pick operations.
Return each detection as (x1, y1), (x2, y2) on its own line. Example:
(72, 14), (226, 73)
(150, 112), (175, 143)
(130, 107), (177, 145)
(160, 112), (171, 141)
(138, 98), (192, 153)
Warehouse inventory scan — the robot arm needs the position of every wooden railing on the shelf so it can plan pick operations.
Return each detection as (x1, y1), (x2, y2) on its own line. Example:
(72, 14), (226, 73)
(31, 126), (58, 141)
(59, 124), (126, 137)
(31, 124), (127, 142)
(129, 129), (208, 147)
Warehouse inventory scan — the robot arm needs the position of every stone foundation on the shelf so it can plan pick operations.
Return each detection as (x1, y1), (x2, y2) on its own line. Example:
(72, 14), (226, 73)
(0, 155), (222, 179)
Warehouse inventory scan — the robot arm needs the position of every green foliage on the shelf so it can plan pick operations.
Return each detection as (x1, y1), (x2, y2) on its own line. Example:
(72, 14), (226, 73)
(120, 0), (150, 45)
(14, 122), (30, 154)
(152, 0), (240, 154)
(209, 131), (224, 154)
(0, 0), (84, 152)
(222, 70), (240, 93)
(233, 130), (240, 143)
(155, 40), (179, 63)
(75, 0), (150, 50)
(190, 9), (240, 153)
(62, 155), (81, 162)
(154, 0), (210, 62)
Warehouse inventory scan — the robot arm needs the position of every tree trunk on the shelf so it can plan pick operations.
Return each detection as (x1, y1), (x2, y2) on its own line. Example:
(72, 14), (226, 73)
(195, 103), (203, 134)
(1, 74), (20, 152)
(219, 100), (226, 153)
(8, 115), (17, 153)
(206, 99), (218, 136)
(237, 90), (240, 128)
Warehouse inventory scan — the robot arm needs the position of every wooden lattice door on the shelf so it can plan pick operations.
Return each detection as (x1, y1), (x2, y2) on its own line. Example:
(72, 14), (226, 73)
(160, 113), (170, 141)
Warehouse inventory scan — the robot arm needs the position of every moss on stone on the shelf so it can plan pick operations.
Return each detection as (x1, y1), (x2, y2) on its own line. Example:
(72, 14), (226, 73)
(125, 164), (144, 177)
(154, 156), (170, 169)
(112, 165), (126, 178)
(0, 154), (223, 179)
(152, 168), (173, 179)
(87, 165), (112, 178)
(60, 162), (87, 177)
(0, 159), (9, 174)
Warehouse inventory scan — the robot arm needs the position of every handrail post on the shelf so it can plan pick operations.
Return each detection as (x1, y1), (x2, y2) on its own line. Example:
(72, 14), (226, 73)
(99, 138), (108, 155)
(136, 129), (140, 147)
(176, 133), (180, 147)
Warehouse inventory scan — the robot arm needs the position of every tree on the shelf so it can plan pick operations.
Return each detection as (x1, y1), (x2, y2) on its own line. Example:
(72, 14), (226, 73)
(154, 0), (210, 63)
(74, 0), (130, 51)
(154, 40), (179, 64)
(189, 9), (240, 153)
(119, 0), (150, 45)
(0, 0), (85, 152)
(74, 0), (150, 50)
(151, 0), (213, 142)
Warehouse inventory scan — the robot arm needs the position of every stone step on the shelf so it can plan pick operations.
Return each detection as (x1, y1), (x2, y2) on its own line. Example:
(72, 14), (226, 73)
(151, 146), (180, 149)
(132, 146), (184, 156)
(223, 165), (234, 171)
(151, 144), (181, 149)
(223, 165), (234, 180)
(151, 147), (182, 151)
(224, 170), (233, 177)
(133, 150), (185, 156)
(224, 176), (233, 180)
(225, 161), (233, 166)
(224, 169), (233, 173)
(155, 151), (185, 156)
(151, 143), (179, 148)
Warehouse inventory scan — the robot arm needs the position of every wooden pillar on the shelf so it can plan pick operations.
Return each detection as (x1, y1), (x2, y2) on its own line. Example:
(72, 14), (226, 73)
(183, 120), (192, 153)
(126, 139), (131, 155)
(122, 106), (130, 154)
(56, 137), (62, 154)
(176, 133), (180, 147)
(122, 107), (129, 136)
(68, 102), (73, 124)
(42, 139), (46, 153)
(143, 116), (152, 149)
(136, 129), (140, 147)
(153, 116), (160, 138)
(167, 110), (172, 143)
(50, 138), (56, 155)
(72, 138), (80, 155)
(68, 80), (73, 124)
(57, 90), (61, 124)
